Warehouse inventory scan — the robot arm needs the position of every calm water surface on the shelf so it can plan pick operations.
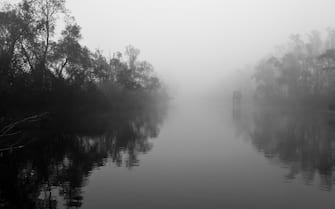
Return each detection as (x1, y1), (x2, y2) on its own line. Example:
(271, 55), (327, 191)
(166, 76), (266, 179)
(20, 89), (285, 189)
(1, 98), (335, 209)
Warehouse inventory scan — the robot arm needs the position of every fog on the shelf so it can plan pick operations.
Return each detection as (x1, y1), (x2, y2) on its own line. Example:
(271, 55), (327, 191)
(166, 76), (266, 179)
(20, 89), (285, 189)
(66, 0), (335, 95)
(4, 1), (335, 208)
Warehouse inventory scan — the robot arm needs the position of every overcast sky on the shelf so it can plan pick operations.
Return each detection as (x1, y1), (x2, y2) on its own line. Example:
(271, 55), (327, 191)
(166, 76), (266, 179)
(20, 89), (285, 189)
(66, 0), (335, 93)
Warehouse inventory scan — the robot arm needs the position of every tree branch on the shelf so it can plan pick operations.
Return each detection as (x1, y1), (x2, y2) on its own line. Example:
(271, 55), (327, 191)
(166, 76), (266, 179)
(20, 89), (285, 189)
(58, 57), (68, 78)
(20, 43), (34, 71)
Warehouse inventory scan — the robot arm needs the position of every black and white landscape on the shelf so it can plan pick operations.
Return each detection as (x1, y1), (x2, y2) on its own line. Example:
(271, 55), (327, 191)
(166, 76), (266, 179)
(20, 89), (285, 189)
(1, 0), (335, 208)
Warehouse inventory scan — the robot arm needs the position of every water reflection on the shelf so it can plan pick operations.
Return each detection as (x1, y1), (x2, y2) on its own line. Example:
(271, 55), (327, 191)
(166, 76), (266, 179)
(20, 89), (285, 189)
(249, 109), (335, 190)
(0, 107), (166, 209)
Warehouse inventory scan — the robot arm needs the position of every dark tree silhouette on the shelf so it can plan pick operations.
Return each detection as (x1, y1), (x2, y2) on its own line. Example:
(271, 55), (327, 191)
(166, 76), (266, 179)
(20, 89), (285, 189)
(0, 0), (167, 123)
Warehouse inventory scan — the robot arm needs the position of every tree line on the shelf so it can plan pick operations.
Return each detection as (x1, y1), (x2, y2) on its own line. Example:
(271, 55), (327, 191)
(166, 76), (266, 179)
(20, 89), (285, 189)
(0, 0), (164, 116)
(253, 29), (335, 108)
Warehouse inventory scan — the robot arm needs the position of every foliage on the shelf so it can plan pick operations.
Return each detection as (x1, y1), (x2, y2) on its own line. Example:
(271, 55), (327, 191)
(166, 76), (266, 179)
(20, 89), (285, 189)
(0, 0), (164, 116)
(253, 30), (335, 108)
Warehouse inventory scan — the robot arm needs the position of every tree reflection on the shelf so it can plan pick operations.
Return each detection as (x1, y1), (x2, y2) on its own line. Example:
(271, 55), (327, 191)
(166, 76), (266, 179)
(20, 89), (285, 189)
(0, 107), (166, 209)
(250, 109), (335, 190)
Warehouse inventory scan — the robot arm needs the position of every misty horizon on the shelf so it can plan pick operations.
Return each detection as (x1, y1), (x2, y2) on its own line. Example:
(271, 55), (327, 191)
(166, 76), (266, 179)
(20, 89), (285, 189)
(62, 0), (335, 93)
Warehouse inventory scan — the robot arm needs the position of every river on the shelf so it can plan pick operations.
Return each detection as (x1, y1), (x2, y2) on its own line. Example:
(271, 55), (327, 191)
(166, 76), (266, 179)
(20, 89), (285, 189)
(1, 97), (335, 209)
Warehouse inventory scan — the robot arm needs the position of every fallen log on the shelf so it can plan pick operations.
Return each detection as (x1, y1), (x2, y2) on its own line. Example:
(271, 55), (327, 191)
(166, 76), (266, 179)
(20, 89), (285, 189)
(0, 112), (49, 139)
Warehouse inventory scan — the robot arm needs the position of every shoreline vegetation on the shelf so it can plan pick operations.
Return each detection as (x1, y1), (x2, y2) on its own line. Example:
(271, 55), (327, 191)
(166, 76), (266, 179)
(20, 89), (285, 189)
(0, 0), (169, 139)
(253, 30), (335, 110)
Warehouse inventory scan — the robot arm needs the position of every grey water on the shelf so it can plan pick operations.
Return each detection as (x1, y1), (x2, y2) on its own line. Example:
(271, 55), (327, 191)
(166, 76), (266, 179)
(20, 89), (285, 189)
(1, 97), (335, 209)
